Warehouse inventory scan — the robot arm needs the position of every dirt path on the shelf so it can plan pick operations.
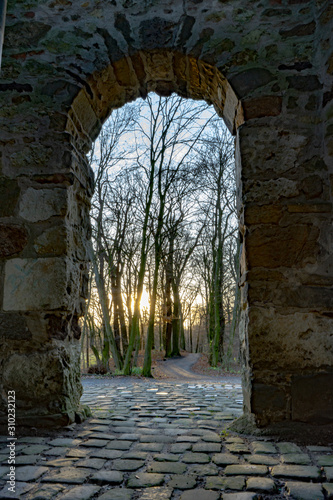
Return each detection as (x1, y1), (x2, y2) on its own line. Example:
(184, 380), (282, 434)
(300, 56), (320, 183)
(154, 352), (241, 384)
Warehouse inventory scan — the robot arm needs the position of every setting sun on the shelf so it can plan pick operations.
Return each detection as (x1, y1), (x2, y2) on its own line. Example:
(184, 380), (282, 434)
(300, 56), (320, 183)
(140, 289), (150, 311)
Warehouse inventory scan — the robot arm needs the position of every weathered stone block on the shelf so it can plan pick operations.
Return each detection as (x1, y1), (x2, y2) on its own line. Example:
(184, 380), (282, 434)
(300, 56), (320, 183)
(230, 68), (274, 98)
(7, 145), (54, 176)
(248, 283), (333, 310)
(291, 373), (333, 423)
(3, 258), (68, 311)
(2, 344), (82, 414)
(252, 383), (287, 424)
(246, 224), (320, 269)
(33, 225), (67, 256)
(0, 178), (20, 216)
(243, 96), (282, 119)
(19, 187), (67, 222)
(0, 312), (31, 340)
(0, 224), (28, 257)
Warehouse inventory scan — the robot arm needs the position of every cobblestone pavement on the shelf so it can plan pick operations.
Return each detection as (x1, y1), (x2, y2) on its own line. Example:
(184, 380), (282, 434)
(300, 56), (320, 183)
(0, 377), (332, 500)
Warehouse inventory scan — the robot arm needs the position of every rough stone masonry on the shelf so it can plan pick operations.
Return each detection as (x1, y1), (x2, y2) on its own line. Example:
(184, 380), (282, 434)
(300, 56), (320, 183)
(0, 0), (332, 430)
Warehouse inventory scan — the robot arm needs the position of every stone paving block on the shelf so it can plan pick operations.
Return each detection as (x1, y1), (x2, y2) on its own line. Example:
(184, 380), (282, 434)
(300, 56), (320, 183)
(226, 443), (250, 454)
(307, 446), (332, 452)
(225, 437), (245, 443)
(176, 436), (200, 443)
(225, 464), (268, 476)
(167, 474), (197, 489)
(212, 453), (239, 465)
(170, 443), (192, 453)
(180, 488), (219, 500)
(138, 428), (161, 435)
(0, 465), (10, 477)
(202, 433), (221, 443)
(127, 472), (165, 488)
(324, 466), (333, 481)
(285, 481), (324, 500)
(81, 439), (109, 448)
(0, 481), (35, 498)
(41, 467), (94, 484)
(251, 441), (277, 454)
(277, 442), (303, 454)
(112, 420), (137, 427)
(106, 440), (132, 450)
(123, 451), (148, 460)
(58, 484), (101, 500)
(323, 483), (333, 497)
(91, 426), (112, 432)
(140, 486), (173, 500)
(15, 466), (48, 482)
(272, 465), (320, 480)
(89, 449), (124, 459)
(89, 433), (115, 440)
(154, 453), (180, 462)
(191, 430), (207, 436)
(48, 439), (80, 447)
(192, 442), (221, 453)
(182, 452), (210, 463)
(188, 463), (219, 476)
(281, 453), (311, 465)
(44, 447), (69, 456)
(76, 458), (106, 469)
(46, 458), (79, 467)
(140, 435), (173, 443)
(15, 455), (41, 465)
(21, 445), (51, 455)
(89, 419), (113, 425)
(77, 431), (93, 438)
(246, 476), (276, 493)
(134, 443), (164, 452)
(66, 449), (88, 458)
(316, 455), (333, 467)
(119, 434), (140, 441)
(147, 461), (187, 474)
(113, 459), (145, 471)
(246, 454), (279, 466)
(20, 437), (47, 444)
(223, 476), (246, 490)
(222, 494), (255, 500)
(90, 470), (123, 485)
(205, 475), (225, 489)
(27, 483), (65, 499)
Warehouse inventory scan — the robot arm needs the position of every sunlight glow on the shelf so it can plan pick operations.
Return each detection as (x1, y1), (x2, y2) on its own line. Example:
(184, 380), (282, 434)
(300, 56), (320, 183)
(140, 289), (150, 311)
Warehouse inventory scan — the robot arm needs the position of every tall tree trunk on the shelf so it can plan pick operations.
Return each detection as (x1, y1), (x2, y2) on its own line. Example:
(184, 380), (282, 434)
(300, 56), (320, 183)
(142, 250), (161, 377)
(171, 285), (181, 357)
(180, 305), (185, 350)
(88, 244), (123, 370)
(113, 270), (128, 355)
(111, 276), (122, 356)
(189, 309), (193, 352)
(164, 246), (173, 358)
(122, 157), (156, 375)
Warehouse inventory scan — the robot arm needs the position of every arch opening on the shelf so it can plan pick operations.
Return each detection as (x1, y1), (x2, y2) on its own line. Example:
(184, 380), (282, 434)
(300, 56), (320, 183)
(81, 90), (239, 384)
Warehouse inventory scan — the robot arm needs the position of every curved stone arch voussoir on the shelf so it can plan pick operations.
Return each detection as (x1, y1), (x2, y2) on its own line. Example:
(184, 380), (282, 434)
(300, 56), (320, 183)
(66, 50), (243, 154)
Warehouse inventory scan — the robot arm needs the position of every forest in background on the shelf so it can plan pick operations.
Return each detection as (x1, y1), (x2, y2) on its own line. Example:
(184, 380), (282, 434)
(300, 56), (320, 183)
(80, 93), (240, 377)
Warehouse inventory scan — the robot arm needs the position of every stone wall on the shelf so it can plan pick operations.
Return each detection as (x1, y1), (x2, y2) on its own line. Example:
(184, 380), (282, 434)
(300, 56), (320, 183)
(0, 0), (332, 428)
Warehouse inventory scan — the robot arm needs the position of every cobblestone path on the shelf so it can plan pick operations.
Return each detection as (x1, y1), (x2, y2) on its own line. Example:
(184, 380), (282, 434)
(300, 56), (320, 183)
(0, 377), (332, 499)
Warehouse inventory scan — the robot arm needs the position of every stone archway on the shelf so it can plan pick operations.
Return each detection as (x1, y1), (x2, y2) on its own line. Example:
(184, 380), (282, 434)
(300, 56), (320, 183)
(0, 0), (332, 429)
